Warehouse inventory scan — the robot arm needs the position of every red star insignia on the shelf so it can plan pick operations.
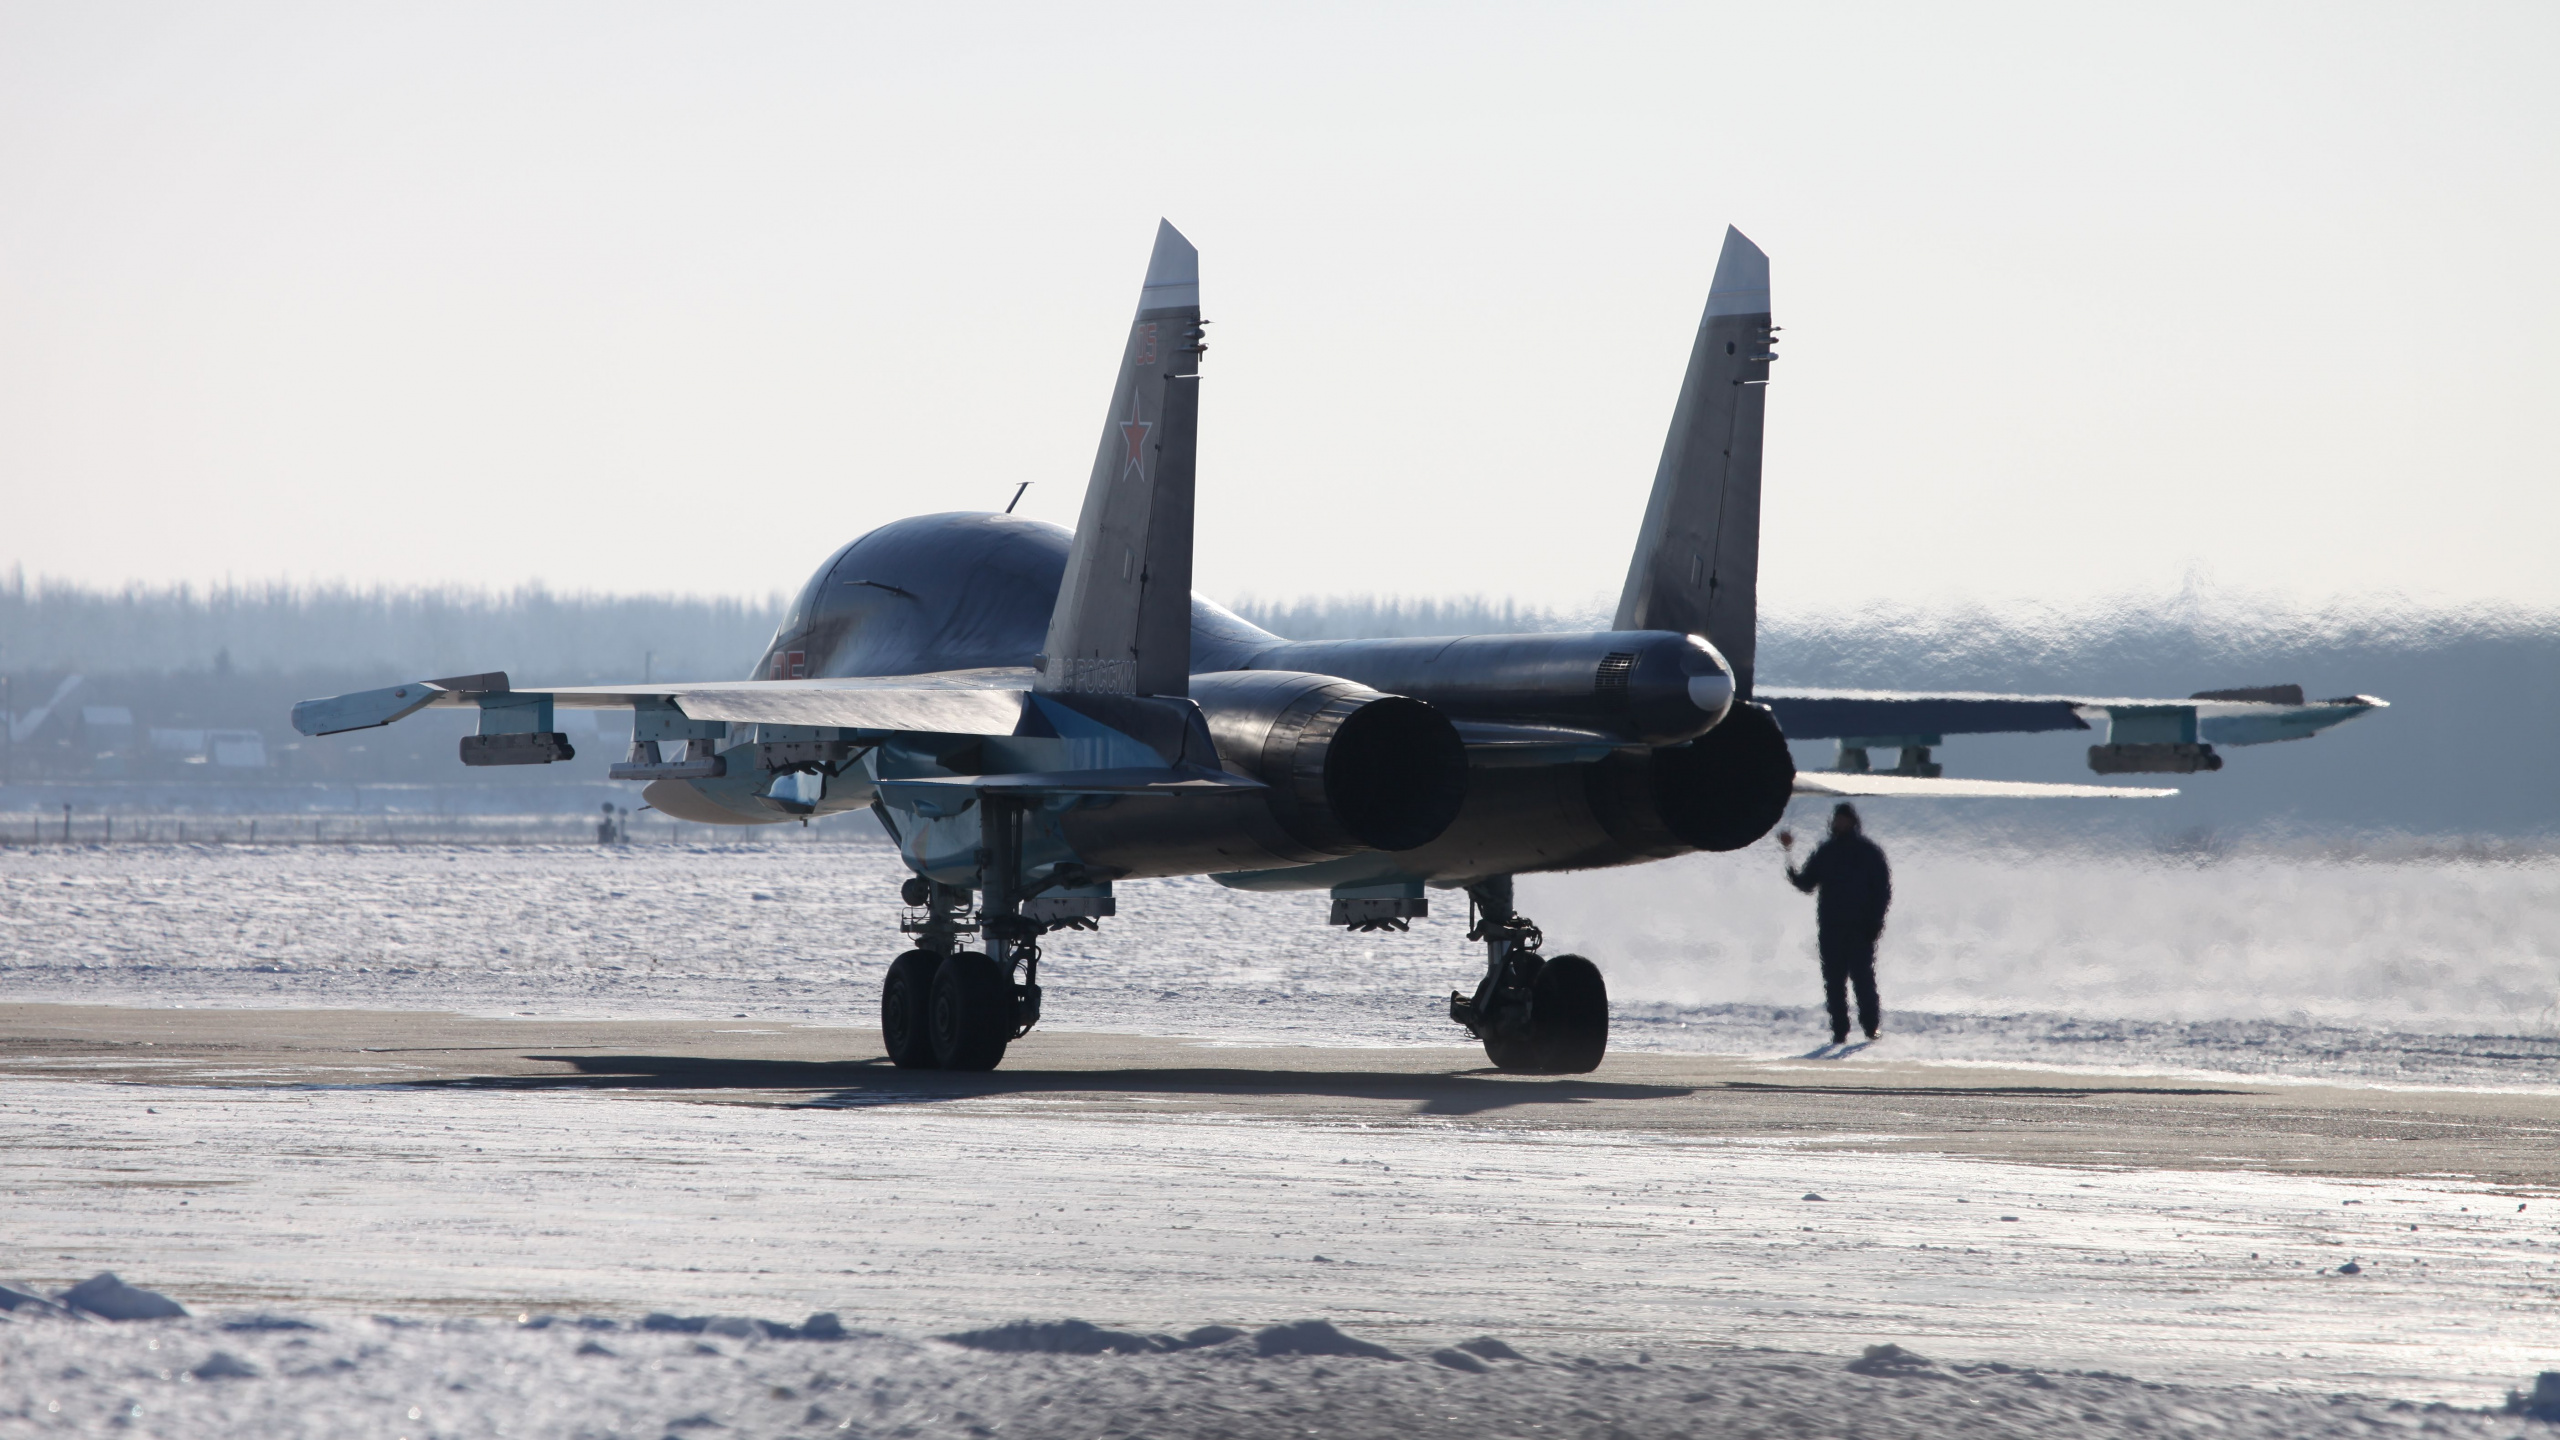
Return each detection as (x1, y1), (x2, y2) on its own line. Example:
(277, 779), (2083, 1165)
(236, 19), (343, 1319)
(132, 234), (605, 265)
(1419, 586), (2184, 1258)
(1118, 393), (1151, 478)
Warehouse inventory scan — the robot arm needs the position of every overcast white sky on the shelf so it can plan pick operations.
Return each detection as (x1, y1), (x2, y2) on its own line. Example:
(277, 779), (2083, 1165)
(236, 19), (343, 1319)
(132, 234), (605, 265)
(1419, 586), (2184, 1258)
(2, 2), (2552, 615)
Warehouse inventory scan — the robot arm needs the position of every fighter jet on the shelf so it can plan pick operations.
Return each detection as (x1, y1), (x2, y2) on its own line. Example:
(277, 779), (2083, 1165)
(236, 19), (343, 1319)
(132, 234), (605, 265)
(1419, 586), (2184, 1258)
(292, 222), (2383, 1075)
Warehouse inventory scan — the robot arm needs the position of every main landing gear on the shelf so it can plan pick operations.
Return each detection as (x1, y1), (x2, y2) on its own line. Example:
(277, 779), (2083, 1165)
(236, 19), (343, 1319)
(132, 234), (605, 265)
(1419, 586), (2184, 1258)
(1448, 875), (1608, 1074)
(881, 879), (1036, 1072)
(883, 795), (1088, 1072)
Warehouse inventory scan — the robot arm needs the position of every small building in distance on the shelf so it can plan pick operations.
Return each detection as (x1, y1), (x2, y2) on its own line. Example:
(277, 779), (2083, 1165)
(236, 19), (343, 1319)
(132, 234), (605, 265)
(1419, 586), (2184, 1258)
(209, 729), (267, 769)
(79, 705), (135, 777)
(148, 727), (268, 771)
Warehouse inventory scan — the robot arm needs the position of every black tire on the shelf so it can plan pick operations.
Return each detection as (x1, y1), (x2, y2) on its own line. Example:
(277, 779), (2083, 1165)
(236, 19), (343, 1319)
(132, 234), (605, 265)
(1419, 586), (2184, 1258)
(1478, 953), (1544, 1073)
(929, 951), (1013, 1071)
(881, 949), (940, 1069)
(1530, 953), (1608, 1074)
(1482, 1027), (1540, 1072)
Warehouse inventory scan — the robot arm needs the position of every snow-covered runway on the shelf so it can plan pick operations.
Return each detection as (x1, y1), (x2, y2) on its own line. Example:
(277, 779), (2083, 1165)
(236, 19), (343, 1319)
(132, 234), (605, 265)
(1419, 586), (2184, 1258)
(6, 837), (2556, 1086)
(4, 839), (2558, 1435)
(4, 1011), (2558, 1407)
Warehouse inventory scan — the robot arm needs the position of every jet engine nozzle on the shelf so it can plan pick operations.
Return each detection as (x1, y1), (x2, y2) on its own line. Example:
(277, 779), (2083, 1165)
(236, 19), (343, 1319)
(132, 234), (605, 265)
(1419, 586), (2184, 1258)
(1586, 700), (1796, 855)
(1190, 670), (1468, 855)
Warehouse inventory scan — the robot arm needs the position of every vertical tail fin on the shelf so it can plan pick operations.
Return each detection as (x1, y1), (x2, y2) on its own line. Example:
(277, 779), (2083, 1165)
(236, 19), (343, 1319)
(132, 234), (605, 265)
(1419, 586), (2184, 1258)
(1039, 220), (1205, 697)
(1613, 226), (1773, 699)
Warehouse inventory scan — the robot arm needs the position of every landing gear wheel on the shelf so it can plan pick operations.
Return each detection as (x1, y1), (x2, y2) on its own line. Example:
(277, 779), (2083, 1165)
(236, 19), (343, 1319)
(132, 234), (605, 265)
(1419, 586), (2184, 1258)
(1480, 952), (1609, 1075)
(1528, 953), (1608, 1074)
(881, 949), (939, 1069)
(929, 951), (1013, 1071)
(1482, 1024), (1541, 1073)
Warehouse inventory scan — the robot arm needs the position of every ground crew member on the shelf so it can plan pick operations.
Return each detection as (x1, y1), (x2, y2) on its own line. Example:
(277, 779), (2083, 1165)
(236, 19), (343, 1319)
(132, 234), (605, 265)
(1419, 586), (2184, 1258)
(1779, 802), (1892, 1045)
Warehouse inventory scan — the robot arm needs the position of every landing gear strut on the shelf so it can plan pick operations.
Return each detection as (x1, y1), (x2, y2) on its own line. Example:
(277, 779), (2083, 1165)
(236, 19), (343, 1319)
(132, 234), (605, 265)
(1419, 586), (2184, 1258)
(883, 796), (1045, 1072)
(1448, 875), (1607, 1074)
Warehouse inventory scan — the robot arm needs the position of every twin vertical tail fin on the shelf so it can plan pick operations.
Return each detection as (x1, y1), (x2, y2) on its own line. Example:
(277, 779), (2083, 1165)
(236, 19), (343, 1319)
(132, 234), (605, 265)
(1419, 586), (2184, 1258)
(1043, 222), (1758, 700)
(1039, 220), (1205, 698)
(1613, 226), (1773, 699)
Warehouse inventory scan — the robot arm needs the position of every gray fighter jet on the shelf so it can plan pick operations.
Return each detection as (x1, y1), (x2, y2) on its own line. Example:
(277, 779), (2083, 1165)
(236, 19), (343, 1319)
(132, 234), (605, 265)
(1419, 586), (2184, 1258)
(292, 222), (2382, 1074)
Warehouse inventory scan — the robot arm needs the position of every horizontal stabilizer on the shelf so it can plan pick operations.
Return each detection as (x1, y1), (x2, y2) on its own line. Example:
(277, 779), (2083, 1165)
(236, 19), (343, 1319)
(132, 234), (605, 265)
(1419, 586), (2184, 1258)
(1794, 773), (2175, 800)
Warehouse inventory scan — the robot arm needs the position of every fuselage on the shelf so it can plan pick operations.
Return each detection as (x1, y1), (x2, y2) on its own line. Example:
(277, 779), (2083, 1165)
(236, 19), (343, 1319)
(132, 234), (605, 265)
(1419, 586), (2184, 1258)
(705, 511), (1790, 890)
(758, 511), (1734, 744)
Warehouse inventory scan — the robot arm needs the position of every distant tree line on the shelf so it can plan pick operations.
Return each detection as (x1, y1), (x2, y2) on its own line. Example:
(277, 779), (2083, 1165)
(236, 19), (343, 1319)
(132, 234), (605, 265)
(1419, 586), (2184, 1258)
(1222, 589), (2560, 836)
(1226, 593), (1605, 641)
(0, 572), (784, 682)
(3, 575), (2553, 835)
(0, 577), (785, 791)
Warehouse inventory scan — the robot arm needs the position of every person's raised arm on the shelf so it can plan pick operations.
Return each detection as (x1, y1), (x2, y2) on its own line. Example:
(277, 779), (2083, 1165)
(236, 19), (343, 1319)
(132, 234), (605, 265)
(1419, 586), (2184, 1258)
(1781, 829), (1821, 893)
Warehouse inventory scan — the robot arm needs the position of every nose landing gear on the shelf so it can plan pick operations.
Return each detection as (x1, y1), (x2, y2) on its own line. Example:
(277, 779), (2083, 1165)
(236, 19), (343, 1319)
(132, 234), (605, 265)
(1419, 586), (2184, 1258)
(1449, 875), (1608, 1074)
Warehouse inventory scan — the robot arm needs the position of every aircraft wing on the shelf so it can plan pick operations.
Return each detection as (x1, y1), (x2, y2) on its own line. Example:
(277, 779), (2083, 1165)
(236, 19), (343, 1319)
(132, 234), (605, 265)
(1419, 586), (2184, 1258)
(286, 225), (1264, 846)
(290, 668), (1037, 739)
(1761, 686), (2385, 742)
(1760, 684), (2385, 776)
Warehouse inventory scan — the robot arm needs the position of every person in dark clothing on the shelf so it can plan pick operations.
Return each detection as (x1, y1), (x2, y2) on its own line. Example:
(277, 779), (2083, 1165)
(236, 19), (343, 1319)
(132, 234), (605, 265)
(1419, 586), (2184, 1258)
(1780, 802), (1892, 1044)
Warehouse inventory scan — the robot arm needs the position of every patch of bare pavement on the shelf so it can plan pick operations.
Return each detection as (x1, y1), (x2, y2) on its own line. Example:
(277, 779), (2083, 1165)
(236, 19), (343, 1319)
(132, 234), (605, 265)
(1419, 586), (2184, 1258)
(4, 1002), (2557, 1187)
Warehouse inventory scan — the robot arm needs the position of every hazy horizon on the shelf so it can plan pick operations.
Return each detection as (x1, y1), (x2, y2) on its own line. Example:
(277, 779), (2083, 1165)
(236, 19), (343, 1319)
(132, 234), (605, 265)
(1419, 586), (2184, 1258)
(6, 567), (2555, 676)
(5, 572), (2549, 838)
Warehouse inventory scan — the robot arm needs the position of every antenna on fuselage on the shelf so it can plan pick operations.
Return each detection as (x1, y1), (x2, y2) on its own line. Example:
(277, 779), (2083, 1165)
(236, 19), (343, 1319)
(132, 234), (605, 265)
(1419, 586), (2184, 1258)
(1005, 482), (1031, 515)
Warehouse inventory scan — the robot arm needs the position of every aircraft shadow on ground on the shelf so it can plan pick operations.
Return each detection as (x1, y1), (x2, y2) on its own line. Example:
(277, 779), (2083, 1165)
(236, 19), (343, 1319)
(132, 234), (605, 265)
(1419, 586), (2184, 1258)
(401, 1055), (1695, 1116)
